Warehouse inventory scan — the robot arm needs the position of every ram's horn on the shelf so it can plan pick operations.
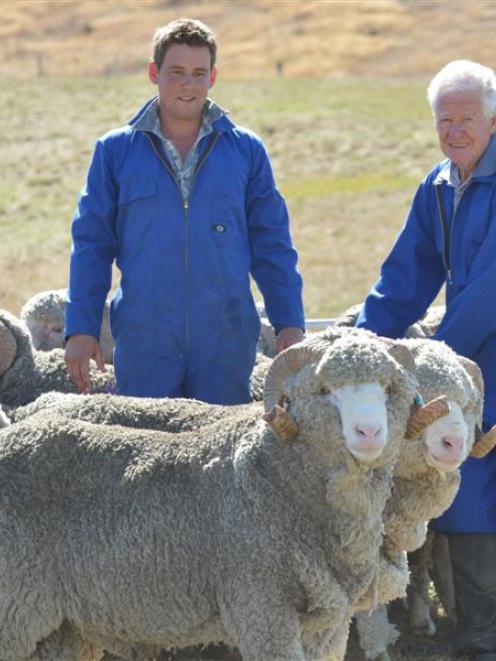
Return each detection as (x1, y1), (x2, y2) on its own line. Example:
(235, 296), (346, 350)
(263, 404), (299, 442)
(0, 321), (17, 377)
(457, 356), (485, 396)
(405, 395), (450, 439)
(470, 425), (496, 458)
(263, 338), (329, 413)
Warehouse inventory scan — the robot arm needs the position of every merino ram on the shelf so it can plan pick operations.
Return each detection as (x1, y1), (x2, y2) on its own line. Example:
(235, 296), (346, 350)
(0, 331), (451, 661)
(353, 337), (496, 661)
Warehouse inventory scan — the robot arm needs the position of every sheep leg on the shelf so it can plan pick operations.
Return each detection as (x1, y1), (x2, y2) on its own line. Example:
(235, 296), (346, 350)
(0, 591), (62, 660)
(431, 531), (457, 625)
(322, 619), (350, 661)
(219, 588), (305, 661)
(354, 605), (398, 660)
(28, 621), (100, 661)
(407, 539), (436, 636)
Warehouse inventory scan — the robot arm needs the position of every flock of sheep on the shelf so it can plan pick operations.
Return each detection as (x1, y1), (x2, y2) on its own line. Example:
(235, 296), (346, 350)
(0, 290), (495, 661)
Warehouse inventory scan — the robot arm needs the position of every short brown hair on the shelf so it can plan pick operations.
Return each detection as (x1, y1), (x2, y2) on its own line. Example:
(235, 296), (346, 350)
(152, 18), (217, 70)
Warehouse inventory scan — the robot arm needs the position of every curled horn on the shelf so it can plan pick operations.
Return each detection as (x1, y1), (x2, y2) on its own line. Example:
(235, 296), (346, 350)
(457, 356), (484, 396)
(263, 405), (299, 442)
(457, 358), (490, 457)
(470, 425), (496, 458)
(263, 338), (329, 413)
(262, 338), (329, 442)
(0, 321), (17, 377)
(405, 395), (450, 439)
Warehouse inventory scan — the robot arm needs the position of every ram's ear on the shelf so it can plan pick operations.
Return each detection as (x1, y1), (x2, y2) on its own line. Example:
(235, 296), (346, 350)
(387, 343), (416, 373)
(458, 356), (484, 397)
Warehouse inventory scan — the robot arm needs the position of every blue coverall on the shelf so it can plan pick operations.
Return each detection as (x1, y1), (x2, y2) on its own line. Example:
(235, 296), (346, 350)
(65, 99), (304, 404)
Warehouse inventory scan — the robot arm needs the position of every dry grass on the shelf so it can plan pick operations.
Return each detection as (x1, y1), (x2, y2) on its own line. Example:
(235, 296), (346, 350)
(2, 0), (496, 79)
(0, 75), (439, 318)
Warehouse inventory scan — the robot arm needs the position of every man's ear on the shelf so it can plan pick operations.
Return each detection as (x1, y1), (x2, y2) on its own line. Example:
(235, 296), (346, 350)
(209, 66), (218, 89)
(490, 114), (496, 134)
(148, 61), (159, 85)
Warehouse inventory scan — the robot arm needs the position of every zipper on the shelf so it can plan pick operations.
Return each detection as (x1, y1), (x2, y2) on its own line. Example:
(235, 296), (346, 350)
(183, 132), (220, 346)
(145, 130), (220, 348)
(183, 197), (190, 346)
(145, 133), (188, 345)
(145, 133), (179, 186)
(434, 183), (452, 284)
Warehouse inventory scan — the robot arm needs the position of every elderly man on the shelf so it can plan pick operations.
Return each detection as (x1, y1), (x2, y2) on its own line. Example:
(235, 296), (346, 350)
(357, 60), (496, 661)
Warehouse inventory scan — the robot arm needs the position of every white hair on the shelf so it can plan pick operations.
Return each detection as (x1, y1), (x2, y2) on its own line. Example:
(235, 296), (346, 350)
(427, 59), (496, 119)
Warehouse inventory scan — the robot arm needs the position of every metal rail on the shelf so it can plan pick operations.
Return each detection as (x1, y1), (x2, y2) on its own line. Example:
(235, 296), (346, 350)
(305, 318), (335, 331)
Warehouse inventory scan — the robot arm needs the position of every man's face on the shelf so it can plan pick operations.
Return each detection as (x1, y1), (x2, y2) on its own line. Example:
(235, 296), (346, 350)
(435, 88), (496, 180)
(148, 43), (217, 125)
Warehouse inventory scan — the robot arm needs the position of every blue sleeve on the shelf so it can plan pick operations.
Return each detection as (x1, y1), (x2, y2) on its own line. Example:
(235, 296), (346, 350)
(433, 262), (496, 357)
(65, 138), (118, 340)
(245, 136), (305, 333)
(356, 179), (446, 338)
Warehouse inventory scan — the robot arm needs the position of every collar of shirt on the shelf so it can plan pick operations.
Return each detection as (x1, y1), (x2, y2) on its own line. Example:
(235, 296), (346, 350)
(133, 97), (225, 200)
(133, 96), (225, 143)
(435, 133), (496, 187)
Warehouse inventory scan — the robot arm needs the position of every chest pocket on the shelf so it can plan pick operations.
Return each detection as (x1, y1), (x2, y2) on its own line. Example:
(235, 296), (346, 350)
(118, 179), (157, 207)
(116, 180), (158, 251)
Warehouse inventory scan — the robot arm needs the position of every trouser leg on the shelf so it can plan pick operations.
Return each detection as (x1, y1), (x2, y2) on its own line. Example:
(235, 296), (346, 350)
(186, 348), (254, 404)
(448, 533), (496, 657)
(114, 343), (186, 398)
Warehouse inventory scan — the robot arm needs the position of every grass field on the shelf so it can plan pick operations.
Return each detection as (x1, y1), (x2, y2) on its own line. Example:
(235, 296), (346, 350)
(0, 74), (442, 320)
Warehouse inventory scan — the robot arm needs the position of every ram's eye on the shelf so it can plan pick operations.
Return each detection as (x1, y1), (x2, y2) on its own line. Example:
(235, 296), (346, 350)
(319, 385), (330, 395)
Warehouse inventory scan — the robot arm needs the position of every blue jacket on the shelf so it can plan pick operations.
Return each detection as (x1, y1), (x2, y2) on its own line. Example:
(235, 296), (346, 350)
(357, 135), (496, 533)
(66, 99), (304, 403)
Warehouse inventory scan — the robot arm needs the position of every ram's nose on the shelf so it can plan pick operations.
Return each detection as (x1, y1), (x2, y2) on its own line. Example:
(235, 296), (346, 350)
(441, 434), (464, 454)
(354, 423), (383, 442)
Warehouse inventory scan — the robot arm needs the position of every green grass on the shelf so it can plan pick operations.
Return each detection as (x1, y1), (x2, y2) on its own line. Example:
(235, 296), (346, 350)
(0, 74), (441, 319)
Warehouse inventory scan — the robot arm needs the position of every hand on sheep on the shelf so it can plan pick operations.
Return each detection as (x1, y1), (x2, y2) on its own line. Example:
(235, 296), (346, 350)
(65, 334), (106, 394)
(275, 326), (305, 354)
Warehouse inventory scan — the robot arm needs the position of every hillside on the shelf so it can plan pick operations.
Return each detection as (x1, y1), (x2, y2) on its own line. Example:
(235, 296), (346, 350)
(1, 0), (496, 79)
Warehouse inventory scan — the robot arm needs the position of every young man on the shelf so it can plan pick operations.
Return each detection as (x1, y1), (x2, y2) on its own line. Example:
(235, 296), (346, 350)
(64, 18), (304, 404)
(357, 60), (496, 661)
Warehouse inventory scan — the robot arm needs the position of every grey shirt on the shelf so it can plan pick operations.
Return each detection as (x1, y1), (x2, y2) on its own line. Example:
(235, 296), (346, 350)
(134, 97), (225, 201)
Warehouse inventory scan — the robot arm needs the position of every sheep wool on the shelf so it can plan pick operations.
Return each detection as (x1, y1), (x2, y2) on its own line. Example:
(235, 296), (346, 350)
(20, 289), (115, 363)
(0, 309), (115, 407)
(14, 391), (256, 430)
(0, 330), (419, 661)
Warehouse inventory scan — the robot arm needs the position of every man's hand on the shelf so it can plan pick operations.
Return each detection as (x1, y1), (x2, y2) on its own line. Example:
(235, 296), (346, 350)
(275, 326), (305, 354)
(65, 334), (106, 394)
